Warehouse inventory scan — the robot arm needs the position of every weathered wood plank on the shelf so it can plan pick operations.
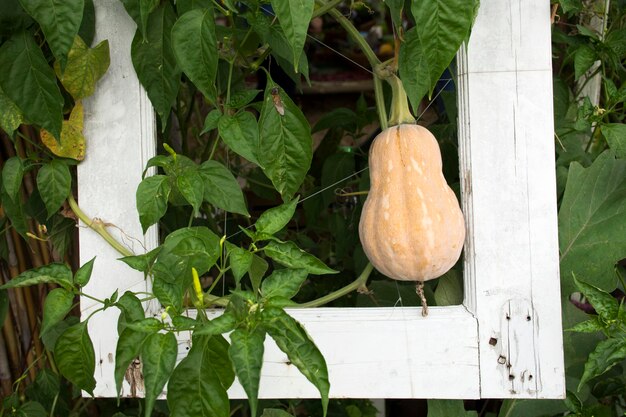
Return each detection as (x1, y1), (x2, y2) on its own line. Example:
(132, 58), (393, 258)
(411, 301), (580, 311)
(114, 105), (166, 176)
(147, 307), (479, 400)
(458, 0), (565, 398)
(79, 0), (158, 398)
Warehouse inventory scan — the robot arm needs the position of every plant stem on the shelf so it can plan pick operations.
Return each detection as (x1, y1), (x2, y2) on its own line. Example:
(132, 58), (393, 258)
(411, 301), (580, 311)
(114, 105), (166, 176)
(202, 293), (230, 308)
(296, 263), (374, 308)
(325, 6), (381, 69)
(324, 4), (390, 129)
(387, 75), (415, 126)
(374, 77), (388, 130)
(225, 59), (235, 112)
(78, 292), (106, 305)
(312, 0), (343, 18)
(67, 195), (134, 258)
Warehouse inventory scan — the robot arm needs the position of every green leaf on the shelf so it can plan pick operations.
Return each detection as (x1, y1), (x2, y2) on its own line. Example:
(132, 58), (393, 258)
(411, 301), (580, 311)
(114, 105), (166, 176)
(229, 326), (266, 417)
(248, 14), (310, 84)
(152, 278), (183, 313)
(218, 112), (261, 166)
(602, 123), (626, 159)
(574, 44), (597, 81)
(171, 315), (197, 331)
(427, 399), (467, 417)
(384, 0), (405, 33)
(0, 85), (24, 134)
(142, 332), (178, 417)
(123, 317), (164, 333)
(144, 155), (172, 175)
(167, 335), (230, 417)
(255, 197), (299, 235)
(40, 100), (86, 161)
(55, 321), (96, 395)
(198, 160), (249, 216)
(114, 327), (150, 397)
(269, 0), (314, 71)
(566, 317), (604, 333)
(25, 368), (60, 410)
(559, 151), (626, 294)
(54, 36), (110, 100)
(160, 226), (221, 273)
(1, 185), (28, 236)
(433, 270), (463, 306)
(0, 263), (72, 289)
(136, 175), (171, 233)
(0, 32), (63, 139)
(578, 337), (626, 390)
(261, 268), (308, 300)
(248, 254), (268, 293)
(131, 2), (180, 127)
(41, 315), (78, 352)
(194, 312), (238, 336)
(229, 246), (253, 284)
(262, 306), (329, 416)
(176, 168), (204, 215)
(264, 241), (337, 275)
(176, 0), (212, 15)
(2, 156), (24, 202)
(37, 159), (71, 218)
(205, 334), (235, 388)
(116, 291), (145, 329)
(258, 81), (312, 201)
(78, 0), (95, 46)
(47, 214), (75, 257)
(260, 410), (295, 417)
(573, 275), (619, 320)
(18, 0), (84, 66)
(172, 8), (217, 102)
(200, 109), (222, 135)
(496, 399), (568, 417)
(229, 89), (261, 109)
(14, 402), (48, 417)
(41, 288), (74, 336)
(119, 247), (161, 273)
(74, 256), (95, 287)
(401, 0), (477, 112)
(139, 0), (159, 40)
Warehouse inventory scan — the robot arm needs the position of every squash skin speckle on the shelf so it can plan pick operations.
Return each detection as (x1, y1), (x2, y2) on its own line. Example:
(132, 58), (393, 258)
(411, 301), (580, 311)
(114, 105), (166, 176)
(359, 124), (465, 281)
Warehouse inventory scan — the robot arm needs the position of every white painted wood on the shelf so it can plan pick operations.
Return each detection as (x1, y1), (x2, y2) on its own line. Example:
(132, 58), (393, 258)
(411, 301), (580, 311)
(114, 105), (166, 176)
(148, 307), (478, 399)
(458, 0), (565, 398)
(79, 0), (158, 398)
(80, 0), (565, 401)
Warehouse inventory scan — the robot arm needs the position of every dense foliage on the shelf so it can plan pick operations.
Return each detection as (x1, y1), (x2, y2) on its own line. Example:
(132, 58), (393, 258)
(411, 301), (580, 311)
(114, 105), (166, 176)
(0, 0), (624, 416)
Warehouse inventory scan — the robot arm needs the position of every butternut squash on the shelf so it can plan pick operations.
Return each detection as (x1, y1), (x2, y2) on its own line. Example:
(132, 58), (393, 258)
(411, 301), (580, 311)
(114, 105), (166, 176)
(359, 77), (465, 282)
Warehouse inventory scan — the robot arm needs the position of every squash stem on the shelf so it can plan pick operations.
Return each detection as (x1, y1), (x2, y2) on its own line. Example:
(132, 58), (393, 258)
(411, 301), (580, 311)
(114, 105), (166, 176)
(387, 75), (415, 127)
(296, 262), (374, 308)
(323, 4), (388, 129)
(67, 195), (134, 258)
(416, 282), (429, 317)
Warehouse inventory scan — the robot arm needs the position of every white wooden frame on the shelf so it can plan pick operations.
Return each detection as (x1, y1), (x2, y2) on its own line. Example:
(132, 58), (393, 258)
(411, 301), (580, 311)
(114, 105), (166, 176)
(80, 0), (565, 400)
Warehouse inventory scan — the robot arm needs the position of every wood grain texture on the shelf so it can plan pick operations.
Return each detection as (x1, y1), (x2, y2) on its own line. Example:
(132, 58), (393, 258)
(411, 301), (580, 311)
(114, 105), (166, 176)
(458, 0), (565, 399)
(162, 307), (479, 400)
(78, 0), (159, 398)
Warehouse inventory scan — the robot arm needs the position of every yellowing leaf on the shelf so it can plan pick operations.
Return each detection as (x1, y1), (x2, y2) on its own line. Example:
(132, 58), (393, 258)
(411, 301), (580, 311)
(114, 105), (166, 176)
(0, 85), (24, 134)
(54, 36), (110, 100)
(41, 102), (86, 160)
